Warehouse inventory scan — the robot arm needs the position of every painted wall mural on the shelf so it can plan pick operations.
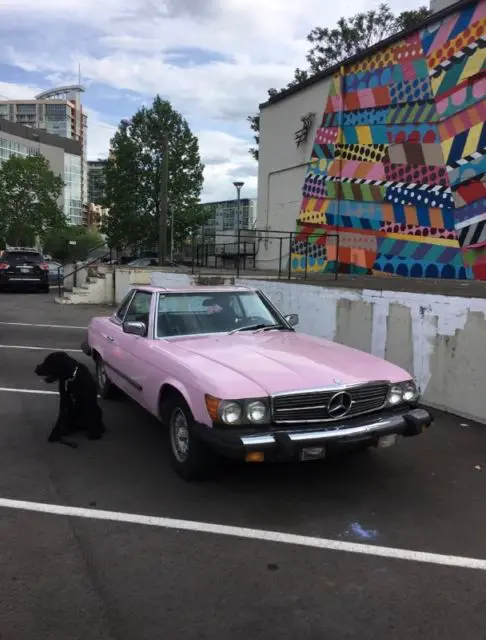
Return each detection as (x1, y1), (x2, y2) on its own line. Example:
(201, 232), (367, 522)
(292, 0), (486, 279)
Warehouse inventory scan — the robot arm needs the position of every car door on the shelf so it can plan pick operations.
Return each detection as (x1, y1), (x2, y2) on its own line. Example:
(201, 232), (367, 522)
(100, 289), (136, 393)
(109, 290), (154, 405)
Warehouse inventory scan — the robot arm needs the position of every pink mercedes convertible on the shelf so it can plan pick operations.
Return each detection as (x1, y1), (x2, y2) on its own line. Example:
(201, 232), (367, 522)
(82, 285), (432, 480)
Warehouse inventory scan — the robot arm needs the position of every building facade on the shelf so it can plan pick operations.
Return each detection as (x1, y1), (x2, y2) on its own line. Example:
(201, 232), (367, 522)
(0, 85), (88, 209)
(257, 0), (485, 280)
(87, 203), (109, 228)
(88, 160), (107, 205)
(200, 198), (257, 238)
(0, 118), (83, 225)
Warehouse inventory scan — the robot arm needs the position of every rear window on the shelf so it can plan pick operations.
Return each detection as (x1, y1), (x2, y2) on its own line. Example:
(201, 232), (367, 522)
(1, 251), (43, 263)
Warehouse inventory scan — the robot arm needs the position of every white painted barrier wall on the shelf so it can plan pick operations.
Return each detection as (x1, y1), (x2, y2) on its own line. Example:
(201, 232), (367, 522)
(111, 268), (486, 424)
(238, 280), (486, 424)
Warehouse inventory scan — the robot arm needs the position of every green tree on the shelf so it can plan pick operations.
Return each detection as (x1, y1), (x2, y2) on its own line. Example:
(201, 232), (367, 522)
(0, 154), (66, 245)
(103, 96), (205, 253)
(248, 4), (431, 160)
(306, 4), (430, 73)
(43, 225), (105, 262)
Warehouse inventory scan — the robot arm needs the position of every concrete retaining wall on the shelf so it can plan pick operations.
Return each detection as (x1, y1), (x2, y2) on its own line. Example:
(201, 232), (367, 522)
(109, 268), (486, 424)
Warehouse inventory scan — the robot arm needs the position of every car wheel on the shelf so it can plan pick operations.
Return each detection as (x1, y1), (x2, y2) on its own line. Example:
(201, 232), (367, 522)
(39, 284), (50, 293)
(95, 355), (117, 399)
(166, 395), (215, 481)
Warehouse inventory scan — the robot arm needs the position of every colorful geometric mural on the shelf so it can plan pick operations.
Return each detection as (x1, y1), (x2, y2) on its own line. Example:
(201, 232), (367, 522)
(292, 0), (486, 279)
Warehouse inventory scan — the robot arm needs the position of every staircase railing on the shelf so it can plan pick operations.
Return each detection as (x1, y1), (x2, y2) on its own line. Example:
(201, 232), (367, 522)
(58, 247), (114, 298)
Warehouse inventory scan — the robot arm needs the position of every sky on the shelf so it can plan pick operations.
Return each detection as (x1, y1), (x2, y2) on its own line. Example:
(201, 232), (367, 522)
(0, 0), (426, 202)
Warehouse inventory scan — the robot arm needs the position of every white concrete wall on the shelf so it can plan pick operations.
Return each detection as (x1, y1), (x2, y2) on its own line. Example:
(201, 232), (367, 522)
(114, 268), (193, 304)
(63, 262), (88, 291)
(257, 79), (332, 270)
(239, 279), (486, 425)
(108, 268), (486, 424)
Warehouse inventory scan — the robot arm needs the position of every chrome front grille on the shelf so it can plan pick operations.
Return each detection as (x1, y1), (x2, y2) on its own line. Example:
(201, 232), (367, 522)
(272, 383), (389, 424)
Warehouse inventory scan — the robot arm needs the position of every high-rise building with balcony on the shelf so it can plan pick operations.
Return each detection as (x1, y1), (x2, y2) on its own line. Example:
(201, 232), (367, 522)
(0, 85), (88, 219)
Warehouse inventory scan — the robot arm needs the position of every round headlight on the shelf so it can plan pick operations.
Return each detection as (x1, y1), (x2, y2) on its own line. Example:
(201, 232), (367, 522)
(402, 381), (418, 402)
(247, 401), (268, 424)
(387, 385), (403, 405)
(220, 401), (243, 425)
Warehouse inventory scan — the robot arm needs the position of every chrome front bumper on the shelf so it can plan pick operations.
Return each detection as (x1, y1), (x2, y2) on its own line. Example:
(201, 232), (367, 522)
(240, 408), (432, 449)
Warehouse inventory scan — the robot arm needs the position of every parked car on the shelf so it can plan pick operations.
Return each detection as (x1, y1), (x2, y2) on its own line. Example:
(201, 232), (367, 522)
(47, 261), (64, 285)
(127, 257), (159, 267)
(0, 247), (50, 293)
(82, 285), (433, 480)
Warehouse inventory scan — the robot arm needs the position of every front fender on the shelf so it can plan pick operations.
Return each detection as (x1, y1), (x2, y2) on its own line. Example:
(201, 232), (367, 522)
(159, 377), (209, 425)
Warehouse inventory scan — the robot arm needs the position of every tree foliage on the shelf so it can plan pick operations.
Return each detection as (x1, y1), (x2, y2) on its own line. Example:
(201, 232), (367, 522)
(43, 225), (105, 262)
(0, 154), (66, 246)
(248, 4), (431, 160)
(103, 96), (206, 252)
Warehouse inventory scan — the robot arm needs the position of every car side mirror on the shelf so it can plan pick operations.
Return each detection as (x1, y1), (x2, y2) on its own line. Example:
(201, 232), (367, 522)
(285, 313), (299, 327)
(123, 321), (147, 337)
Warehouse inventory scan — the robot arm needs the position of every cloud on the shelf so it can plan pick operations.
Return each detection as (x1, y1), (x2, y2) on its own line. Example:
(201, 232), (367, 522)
(0, 0), (428, 202)
(0, 80), (42, 100)
(84, 107), (117, 160)
(196, 130), (257, 203)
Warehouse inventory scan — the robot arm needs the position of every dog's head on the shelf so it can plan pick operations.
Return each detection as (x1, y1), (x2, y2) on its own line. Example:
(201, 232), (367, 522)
(35, 352), (77, 383)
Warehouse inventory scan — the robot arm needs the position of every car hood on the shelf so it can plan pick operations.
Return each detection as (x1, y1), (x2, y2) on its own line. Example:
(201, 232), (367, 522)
(164, 331), (411, 397)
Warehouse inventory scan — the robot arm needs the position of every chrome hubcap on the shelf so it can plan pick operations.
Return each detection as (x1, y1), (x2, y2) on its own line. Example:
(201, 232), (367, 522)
(170, 408), (189, 463)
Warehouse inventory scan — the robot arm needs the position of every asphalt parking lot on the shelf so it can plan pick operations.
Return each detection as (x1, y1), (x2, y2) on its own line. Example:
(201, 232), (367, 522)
(1, 292), (486, 639)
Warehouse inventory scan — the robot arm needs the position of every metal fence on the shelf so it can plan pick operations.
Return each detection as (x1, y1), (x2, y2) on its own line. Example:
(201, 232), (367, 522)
(183, 229), (341, 280)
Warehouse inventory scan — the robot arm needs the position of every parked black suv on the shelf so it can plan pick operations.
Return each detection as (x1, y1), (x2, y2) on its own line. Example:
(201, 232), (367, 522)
(0, 248), (50, 293)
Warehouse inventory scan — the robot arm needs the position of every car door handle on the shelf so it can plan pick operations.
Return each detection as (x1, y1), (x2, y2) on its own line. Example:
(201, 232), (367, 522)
(106, 335), (115, 343)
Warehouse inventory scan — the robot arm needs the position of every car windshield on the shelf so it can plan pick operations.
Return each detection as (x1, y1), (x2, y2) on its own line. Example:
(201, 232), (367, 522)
(156, 290), (284, 337)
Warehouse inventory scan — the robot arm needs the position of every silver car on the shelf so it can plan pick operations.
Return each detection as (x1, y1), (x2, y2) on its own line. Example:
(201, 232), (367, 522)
(47, 261), (64, 284)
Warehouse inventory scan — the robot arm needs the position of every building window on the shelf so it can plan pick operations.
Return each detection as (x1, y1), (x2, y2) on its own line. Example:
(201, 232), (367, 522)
(16, 104), (36, 115)
(0, 136), (37, 163)
(64, 154), (83, 225)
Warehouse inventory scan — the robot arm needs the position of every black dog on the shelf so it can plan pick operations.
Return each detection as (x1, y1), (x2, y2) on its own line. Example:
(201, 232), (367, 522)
(35, 352), (105, 447)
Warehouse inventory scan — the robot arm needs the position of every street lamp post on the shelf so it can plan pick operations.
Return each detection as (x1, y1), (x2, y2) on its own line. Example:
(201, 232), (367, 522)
(233, 181), (244, 276)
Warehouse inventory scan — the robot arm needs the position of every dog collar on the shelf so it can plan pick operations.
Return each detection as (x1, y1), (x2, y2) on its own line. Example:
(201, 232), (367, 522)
(66, 367), (78, 384)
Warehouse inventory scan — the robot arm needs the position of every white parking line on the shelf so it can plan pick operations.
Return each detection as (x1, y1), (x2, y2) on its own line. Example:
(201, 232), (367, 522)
(0, 387), (58, 395)
(0, 345), (82, 353)
(0, 322), (87, 330)
(0, 497), (485, 571)
(0, 387), (100, 398)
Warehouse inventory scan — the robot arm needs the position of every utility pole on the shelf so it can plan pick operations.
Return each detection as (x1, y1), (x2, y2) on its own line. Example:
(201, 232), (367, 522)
(159, 132), (169, 265)
(170, 205), (175, 262)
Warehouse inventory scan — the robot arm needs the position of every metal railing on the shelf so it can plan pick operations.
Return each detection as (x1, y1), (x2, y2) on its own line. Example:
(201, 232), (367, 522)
(54, 227), (344, 295)
(188, 232), (258, 277)
(185, 229), (341, 280)
(57, 247), (114, 298)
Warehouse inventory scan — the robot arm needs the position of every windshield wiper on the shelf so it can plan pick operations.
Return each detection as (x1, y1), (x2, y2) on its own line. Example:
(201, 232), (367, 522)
(229, 323), (292, 334)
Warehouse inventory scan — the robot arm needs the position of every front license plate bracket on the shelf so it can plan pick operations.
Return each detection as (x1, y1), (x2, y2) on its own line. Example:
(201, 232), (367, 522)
(300, 446), (326, 461)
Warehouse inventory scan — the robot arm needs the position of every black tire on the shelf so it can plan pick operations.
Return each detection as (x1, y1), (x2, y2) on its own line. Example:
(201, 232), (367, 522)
(164, 394), (215, 481)
(95, 355), (118, 399)
(38, 284), (50, 293)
